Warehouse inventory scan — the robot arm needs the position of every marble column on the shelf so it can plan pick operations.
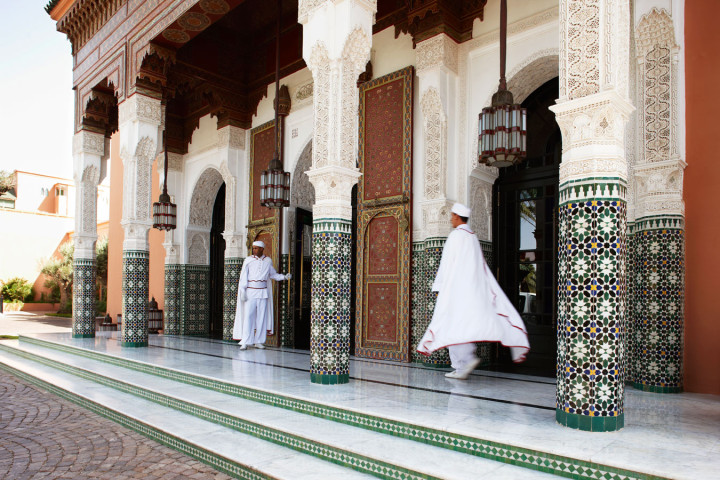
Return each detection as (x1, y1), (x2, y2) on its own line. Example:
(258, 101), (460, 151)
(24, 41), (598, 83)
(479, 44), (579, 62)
(71, 129), (105, 338)
(118, 94), (162, 347)
(299, 0), (375, 384)
(550, 0), (634, 431)
(629, 8), (685, 393)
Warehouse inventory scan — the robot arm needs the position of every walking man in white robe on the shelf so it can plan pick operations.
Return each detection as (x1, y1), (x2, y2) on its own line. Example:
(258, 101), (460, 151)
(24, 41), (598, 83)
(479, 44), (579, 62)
(417, 203), (530, 379)
(232, 241), (291, 350)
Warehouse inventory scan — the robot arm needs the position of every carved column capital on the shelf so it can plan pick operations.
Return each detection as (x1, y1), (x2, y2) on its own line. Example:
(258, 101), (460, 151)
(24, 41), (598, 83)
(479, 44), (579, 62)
(416, 34), (458, 75)
(118, 94), (163, 127)
(222, 233), (247, 259)
(218, 125), (246, 150)
(122, 221), (151, 251)
(420, 199), (454, 240)
(73, 130), (106, 157)
(163, 240), (181, 265)
(306, 165), (362, 219)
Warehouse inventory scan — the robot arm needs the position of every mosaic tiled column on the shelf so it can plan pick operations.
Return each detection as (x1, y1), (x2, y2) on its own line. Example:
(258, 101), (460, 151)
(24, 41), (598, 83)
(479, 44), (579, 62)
(182, 265), (210, 336)
(551, 0), (633, 432)
(72, 259), (97, 337)
(222, 258), (244, 341)
(421, 237), (450, 367)
(121, 250), (149, 347)
(410, 242), (426, 363)
(118, 94), (162, 347)
(300, 0), (374, 384)
(629, 9), (685, 393)
(164, 264), (182, 336)
(308, 219), (353, 384)
(279, 254), (294, 347)
(71, 129), (105, 338)
(630, 218), (685, 393)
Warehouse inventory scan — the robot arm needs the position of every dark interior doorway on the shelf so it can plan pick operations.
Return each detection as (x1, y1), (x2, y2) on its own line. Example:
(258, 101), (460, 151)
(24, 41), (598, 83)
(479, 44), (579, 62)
(492, 78), (561, 377)
(209, 183), (226, 339)
(292, 208), (313, 350)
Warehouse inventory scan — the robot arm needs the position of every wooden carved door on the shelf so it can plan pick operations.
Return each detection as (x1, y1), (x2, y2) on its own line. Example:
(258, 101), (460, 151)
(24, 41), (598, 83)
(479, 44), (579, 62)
(355, 66), (413, 362)
(248, 121), (281, 346)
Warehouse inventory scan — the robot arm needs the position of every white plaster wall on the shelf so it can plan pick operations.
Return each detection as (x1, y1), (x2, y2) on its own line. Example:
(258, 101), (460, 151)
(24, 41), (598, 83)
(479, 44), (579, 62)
(370, 28), (415, 78)
(473, 0), (558, 38)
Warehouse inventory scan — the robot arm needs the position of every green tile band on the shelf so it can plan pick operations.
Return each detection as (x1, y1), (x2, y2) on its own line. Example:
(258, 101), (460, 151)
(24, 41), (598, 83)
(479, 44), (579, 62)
(16, 336), (668, 480)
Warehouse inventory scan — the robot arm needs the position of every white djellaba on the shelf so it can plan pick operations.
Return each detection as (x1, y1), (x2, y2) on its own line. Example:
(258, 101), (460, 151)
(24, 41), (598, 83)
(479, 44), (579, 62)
(417, 204), (530, 363)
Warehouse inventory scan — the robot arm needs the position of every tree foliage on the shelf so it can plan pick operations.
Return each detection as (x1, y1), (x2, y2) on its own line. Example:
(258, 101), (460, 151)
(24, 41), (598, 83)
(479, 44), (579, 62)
(0, 170), (15, 195)
(1, 277), (32, 302)
(41, 241), (74, 313)
(95, 237), (108, 297)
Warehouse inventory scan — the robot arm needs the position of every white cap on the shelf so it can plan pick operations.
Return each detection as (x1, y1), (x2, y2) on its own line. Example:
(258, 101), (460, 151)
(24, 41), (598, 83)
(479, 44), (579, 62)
(252, 240), (265, 248)
(451, 203), (471, 217)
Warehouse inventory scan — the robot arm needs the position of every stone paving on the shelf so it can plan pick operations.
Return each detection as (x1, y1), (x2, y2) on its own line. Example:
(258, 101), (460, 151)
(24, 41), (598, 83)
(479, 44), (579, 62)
(0, 368), (234, 480)
(0, 312), (72, 336)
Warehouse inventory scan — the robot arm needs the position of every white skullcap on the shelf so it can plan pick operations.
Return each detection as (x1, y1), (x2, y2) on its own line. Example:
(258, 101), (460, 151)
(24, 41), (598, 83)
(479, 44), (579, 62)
(451, 203), (471, 217)
(252, 240), (265, 248)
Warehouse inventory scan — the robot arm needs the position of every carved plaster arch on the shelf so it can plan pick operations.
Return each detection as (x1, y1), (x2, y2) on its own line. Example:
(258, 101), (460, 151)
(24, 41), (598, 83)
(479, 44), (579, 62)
(291, 140), (315, 211)
(188, 167), (224, 229)
(188, 232), (209, 265)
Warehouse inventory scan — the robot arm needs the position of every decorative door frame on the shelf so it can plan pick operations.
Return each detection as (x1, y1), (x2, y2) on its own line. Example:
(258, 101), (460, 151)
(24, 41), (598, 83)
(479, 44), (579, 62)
(355, 66), (414, 362)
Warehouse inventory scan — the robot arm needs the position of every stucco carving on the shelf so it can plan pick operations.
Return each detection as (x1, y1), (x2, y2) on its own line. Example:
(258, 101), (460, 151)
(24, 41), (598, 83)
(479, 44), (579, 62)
(306, 165), (361, 219)
(339, 28), (372, 169)
(506, 51), (559, 104)
(218, 161), (236, 234)
(218, 125), (246, 150)
(134, 137), (156, 222)
(469, 176), (492, 241)
(188, 233), (209, 265)
(118, 94), (162, 126)
(421, 199), (453, 239)
(73, 130), (106, 156)
(291, 141), (315, 211)
(563, 0), (601, 100)
(167, 152), (184, 172)
(308, 43), (331, 169)
(421, 88), (446, 200)
(296, 82), (313, 101)
(416, 34), (458, 75)
(188, 168), (224, 229)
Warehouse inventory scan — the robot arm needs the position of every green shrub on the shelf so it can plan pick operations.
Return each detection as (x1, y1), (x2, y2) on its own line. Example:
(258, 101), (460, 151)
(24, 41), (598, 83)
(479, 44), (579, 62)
(1, 277), (32, 302)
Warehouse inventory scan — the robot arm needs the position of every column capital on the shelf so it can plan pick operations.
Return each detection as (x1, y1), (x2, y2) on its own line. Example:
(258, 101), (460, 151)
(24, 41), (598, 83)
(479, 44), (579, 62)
(306, 165), (362, 219)
(118, 94), (162, 127)
(122, 221), (151, 251)
(222, 232), (247, 259)
(72, 130), (106, 156)
(416, 34), (458, 76)
(218, 125), (246, 151)
(633, 159), (686, 219)
(420, 198), (454, 240)
(73, 233), (98, 260)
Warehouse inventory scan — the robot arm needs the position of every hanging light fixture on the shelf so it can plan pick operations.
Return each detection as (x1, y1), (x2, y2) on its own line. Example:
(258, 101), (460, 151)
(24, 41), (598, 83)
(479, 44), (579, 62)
(260, 0), (290, 209)
(152, 131), (177, 231)
(479, 0), (527, 168)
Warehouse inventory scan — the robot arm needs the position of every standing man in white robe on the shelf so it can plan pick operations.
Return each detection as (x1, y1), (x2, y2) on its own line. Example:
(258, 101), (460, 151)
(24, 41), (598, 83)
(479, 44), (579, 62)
(417, 203), (530, 379)
(232, 241), (291, 350)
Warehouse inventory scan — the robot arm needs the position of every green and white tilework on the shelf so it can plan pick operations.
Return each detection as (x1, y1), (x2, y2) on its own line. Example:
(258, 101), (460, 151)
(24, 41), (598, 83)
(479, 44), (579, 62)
(310, 219), (352, 384)
(556, 182), (627, 432)
(223, 258), (244, 341)
(629, 217), (684, 393)
(164, 265), (182, 336)
(72, 259), (96, 338)
(121, 250), (149, 347)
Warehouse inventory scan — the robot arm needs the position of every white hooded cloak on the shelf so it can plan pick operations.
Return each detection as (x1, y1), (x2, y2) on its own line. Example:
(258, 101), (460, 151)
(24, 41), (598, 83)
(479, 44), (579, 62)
(417, 224), (530, 363)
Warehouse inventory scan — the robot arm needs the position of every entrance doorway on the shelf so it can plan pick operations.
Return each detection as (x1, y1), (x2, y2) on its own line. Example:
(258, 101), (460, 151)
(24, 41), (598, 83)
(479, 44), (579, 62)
(292, 208), (313, 350)
(493, 78), (560, 376)
(209, 183), (226, 338)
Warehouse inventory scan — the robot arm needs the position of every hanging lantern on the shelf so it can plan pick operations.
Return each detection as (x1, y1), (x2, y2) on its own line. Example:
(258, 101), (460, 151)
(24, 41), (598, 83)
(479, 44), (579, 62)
(478, 0), (527, 168)
(259, 0), (290, 209)
(153, 139), (177, 231)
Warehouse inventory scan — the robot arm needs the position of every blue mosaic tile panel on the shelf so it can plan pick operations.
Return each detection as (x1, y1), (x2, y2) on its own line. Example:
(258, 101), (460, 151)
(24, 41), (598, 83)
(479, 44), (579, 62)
(164, 265), (182, 336)
(310, 219), (353, 384)
(556, 198), (627, 431)
(279, 254), (294, 347)
(182, 265), (210, 336)
(122, 250), (149, 347)
(630, 227), (684, 393)
(72, 259), (96, 338)
(626, 231), (637, 385)
(223, 258), (244, 341)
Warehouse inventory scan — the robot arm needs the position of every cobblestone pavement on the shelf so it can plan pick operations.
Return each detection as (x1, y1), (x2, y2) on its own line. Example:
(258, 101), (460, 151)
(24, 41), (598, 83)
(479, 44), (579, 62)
(0, 369), (234, 480)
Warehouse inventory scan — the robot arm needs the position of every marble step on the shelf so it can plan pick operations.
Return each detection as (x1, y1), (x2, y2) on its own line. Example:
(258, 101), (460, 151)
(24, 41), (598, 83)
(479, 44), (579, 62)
(0, 345), (375, 480)
(0, 340), (561, 480)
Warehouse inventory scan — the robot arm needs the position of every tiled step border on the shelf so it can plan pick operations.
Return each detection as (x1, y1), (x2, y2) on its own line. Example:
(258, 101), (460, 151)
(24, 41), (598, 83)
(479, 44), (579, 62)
(0, 359), (273, 480)
(0, 343), (436, 480)
(19, 335), (667, 480)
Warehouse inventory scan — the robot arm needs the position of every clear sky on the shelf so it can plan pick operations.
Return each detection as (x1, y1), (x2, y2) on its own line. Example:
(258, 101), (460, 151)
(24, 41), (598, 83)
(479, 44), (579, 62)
(0, 1), (74, 180)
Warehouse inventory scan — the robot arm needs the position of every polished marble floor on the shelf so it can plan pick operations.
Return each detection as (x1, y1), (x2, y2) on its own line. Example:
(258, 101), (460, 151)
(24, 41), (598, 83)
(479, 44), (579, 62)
(19, 332), (720, 480)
